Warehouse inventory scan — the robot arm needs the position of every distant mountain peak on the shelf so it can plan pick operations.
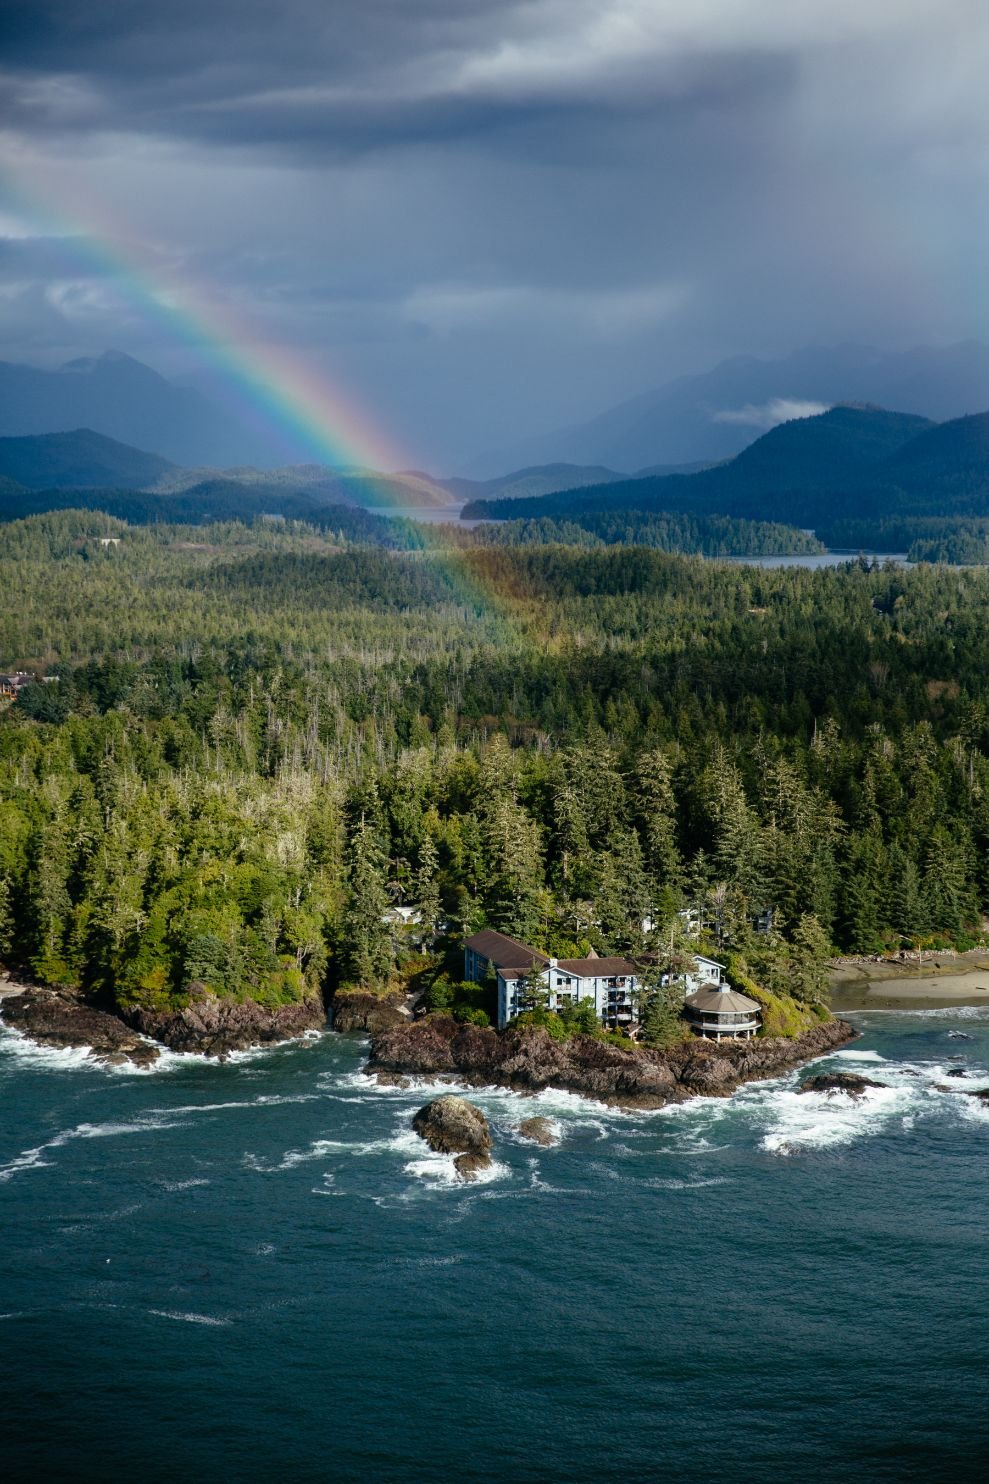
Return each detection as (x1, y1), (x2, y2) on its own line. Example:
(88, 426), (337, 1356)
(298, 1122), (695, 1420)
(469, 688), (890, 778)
(473, 340), (989, 478)
(0, 350), (301, 466)
(61, 350), (147, 373)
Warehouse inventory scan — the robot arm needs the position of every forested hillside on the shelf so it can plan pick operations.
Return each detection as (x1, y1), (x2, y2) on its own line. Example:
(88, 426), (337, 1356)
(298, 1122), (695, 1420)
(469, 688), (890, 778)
(0, 428), (176, 490)
(1, 510), (988, 1023)
(462, 405), (989, 546)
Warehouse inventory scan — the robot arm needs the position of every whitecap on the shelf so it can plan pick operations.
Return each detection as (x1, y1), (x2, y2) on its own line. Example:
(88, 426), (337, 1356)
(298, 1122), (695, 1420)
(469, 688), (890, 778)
(831, 1049), (887, 1062)
(0, 1025), (97, 1071)
(0, 1146), (53, 1182)
(760, 1083), (910, 1155)
(0, 1113), (185, 1183)
(645, 1176), (733, 1190)
(402, 1153), (510, 1189)
(149, 1309), (231, 1327)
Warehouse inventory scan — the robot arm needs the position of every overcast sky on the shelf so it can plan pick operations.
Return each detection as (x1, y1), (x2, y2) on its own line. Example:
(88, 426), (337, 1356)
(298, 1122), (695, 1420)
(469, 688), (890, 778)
(1, 0), (988, 468)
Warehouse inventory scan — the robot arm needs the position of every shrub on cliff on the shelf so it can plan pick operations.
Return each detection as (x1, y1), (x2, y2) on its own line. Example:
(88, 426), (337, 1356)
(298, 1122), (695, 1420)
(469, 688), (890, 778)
(724, 956), (828, 1038)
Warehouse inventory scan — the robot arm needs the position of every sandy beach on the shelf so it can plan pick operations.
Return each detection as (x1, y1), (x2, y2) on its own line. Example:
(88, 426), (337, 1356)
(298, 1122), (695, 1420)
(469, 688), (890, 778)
(830, 951), (989, 1010)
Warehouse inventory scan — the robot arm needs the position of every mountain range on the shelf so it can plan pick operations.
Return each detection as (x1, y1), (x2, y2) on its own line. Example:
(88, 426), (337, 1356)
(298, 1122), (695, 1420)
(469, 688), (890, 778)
(472, 341), (989, 475)
(461, 404), (989, 537)
(0, 352), (296, 467)
(5, 342), (989, 479)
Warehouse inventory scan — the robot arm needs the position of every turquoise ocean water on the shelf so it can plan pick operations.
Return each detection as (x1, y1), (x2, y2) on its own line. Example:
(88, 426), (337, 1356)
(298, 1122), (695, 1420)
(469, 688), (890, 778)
(3, 1010), (989, 1483)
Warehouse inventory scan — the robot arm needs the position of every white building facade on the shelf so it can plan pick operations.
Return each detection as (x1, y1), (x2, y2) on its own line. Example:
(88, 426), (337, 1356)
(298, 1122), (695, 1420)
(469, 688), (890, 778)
(464, 930), (640, 1031)
(662, 953), (727, 998)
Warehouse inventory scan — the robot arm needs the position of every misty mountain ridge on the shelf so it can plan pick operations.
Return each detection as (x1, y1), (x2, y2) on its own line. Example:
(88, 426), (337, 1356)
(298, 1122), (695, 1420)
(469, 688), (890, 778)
(472, 341), (989, 475)
(0, 428), (458, 512)
(0, 351), (314, 467)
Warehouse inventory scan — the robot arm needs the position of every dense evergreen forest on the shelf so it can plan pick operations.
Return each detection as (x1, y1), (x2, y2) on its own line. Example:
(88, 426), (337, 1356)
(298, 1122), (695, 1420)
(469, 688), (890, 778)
(0, 484), (821, 559)
(455, 511), (823, 556)
(1, 509), (988, 1030)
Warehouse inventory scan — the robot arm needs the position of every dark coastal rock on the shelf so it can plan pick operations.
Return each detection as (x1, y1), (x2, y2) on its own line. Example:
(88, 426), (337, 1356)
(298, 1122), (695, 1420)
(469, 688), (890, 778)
(412, 1095), (493, 1181)
(330, 990), (406, 1035)
(1, 987), (160, 1067)
(375, 1070), (411, 1088)
(366, 1015), (856, 1109)
(126, 991), (326, 1057)
(518, 1116), (556, 1146)
(945, 1067), (969, 1078)
(800, 1072), (888, 1097)
(934, 1083), (989, 1101)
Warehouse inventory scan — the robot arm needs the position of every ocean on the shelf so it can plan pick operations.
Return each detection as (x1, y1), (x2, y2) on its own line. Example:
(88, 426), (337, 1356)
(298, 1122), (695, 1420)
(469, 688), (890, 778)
(3, 1010), (989, 1483)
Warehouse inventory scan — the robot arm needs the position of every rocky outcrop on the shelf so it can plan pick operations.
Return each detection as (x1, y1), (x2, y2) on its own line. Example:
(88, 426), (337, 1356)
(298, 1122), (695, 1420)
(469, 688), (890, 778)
(800, 1071), (888, 1096)
(412, 1095), (493, 1180)
(125, 988), (326, 1057)
(935, 1082), (989, 1102)
(367, 1015), (856, 1108)
(518, 1116), (556, 1146)
(330, 990), (406, 1035)
(1, 987), (161, 1067)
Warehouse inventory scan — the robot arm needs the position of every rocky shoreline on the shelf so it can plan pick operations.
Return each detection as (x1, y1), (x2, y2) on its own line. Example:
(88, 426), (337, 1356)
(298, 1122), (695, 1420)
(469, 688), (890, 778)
(0, 983), (327, 1064)
(1, 978), (855, 1099)
(365, 1014), (857, 1108)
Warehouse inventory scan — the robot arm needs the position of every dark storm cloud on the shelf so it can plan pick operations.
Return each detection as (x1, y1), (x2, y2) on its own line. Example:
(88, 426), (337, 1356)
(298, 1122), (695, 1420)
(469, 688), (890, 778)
(0, 0), (795, 162)
(0, 1), (986, 468)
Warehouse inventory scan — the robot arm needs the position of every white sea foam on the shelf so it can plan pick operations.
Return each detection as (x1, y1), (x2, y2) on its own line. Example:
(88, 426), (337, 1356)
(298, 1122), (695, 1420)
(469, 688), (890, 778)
(645, 1176), (733, 1190)
(647, 1034), (989, 1156)
(0, 1025), (97, 1071)
(402, 1151), (510, 1189)
(0, 1146), (53, 1182)
(0, 1113), (185, 1183)
(759, 1083), (910, 1155)
(149, 1310), (232, 1327)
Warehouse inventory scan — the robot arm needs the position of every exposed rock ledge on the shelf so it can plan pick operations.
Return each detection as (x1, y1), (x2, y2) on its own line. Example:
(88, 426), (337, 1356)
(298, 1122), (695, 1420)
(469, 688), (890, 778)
(366, 1015), (856, 1108)
(1, 983), (327, 1061)
(330, 990), (406, 1035)
(1, 987), (161, 1067)
(125, 989), (326, 1057)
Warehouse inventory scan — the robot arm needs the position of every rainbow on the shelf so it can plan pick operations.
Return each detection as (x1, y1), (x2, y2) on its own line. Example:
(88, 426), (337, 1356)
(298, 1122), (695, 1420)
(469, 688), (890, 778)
(1, 175), (533, 635)
(2, 178), (419, 477)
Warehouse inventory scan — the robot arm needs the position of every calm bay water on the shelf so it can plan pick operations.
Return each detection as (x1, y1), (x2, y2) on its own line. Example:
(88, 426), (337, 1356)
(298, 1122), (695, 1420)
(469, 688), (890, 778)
(3, 1011), (989, 1483)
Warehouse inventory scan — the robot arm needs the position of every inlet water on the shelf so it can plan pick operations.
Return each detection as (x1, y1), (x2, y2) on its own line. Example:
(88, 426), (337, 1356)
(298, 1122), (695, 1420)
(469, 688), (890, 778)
(3, 1011), (989, 1483)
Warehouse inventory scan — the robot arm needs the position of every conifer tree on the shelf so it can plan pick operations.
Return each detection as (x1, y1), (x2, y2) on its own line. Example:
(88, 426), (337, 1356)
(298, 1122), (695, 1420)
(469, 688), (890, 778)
(340, 815), (393, 987)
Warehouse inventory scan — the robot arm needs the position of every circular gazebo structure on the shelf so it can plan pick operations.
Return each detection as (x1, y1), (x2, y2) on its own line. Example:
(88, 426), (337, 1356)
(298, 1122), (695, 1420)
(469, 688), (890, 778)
(684, 984), (761, 1041)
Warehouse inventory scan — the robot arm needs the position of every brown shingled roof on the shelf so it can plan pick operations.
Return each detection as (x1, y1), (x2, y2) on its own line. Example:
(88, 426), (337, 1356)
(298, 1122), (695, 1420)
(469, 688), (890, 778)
(465, 929), (548, 969)
(684, 986), (761, 1015)
(556, 957), (636, 976)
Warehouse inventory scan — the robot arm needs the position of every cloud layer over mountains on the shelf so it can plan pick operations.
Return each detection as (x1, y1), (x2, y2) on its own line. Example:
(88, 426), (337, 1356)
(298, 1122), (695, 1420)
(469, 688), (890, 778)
(1, 1), (987, 467)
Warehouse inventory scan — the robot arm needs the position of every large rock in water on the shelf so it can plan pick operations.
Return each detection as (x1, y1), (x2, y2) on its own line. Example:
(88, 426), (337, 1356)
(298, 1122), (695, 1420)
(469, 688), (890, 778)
(412, 1095), (493, 1181)
(1, 988), (160, 1067)
(800, 1072), (888, 1096)
(518, 1116), (556, 1146)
